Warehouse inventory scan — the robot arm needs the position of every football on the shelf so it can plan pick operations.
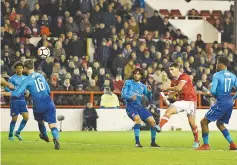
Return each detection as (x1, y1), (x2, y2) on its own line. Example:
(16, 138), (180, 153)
(37, 46), (50, 59)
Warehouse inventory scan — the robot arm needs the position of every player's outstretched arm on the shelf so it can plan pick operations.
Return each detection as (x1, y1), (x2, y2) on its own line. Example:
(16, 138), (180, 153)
(232, 75), (237, 101)
(121, 80), (131, 100)
(210, 73), (218, 97)
(162, 81), (186, 92)
(1, 77), (14, 89)
(143, 85), (152, 101)
(11, 78), (29, 97)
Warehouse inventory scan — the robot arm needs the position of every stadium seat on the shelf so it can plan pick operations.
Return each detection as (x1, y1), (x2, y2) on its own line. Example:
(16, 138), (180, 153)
(170, 9), (182, 17)
(187, 9), (199, 16)
(200, 10), (211, 18)
(212, 10), (223, 19)
(159, 9), (170, 17)
(206, 17), (215, 24)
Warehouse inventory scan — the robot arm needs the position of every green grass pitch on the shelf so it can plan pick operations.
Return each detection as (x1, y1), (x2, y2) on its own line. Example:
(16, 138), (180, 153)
(1, 131), (237, 165)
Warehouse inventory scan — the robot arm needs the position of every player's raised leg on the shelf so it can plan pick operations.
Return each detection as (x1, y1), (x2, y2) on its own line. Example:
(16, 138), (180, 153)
(9, 115), (18, 141)
(15, 112), (29, 141)
(187, 115), (199, 148)
(216, 121), (236, 150)
(159, 105), (177, 128)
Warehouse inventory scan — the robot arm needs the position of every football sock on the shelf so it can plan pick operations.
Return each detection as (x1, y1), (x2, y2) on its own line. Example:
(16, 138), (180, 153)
(38, 122), (48, 137)
(9, 121), (16, 137)
(51, 127), (59, 139)
(202, 133), (209, 145)
(134, 124), (141, 144)
(192, 125), (199, 142)
(150, 127), (156, 143)
(159, 115), (169, 128)
(16, 119), (27, 134)
(221, 129), (233, 144)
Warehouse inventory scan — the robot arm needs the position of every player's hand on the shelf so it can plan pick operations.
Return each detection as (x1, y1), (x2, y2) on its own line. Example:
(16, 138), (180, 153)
(7, 83), (14, 90)
(147, 85), (152, 91)
(25, 90), (30, 97)
(233, 99), (236, 106)
(162, 87), (168, 91)
(1, 92), (9, 96)
(131, 95), (137, 100)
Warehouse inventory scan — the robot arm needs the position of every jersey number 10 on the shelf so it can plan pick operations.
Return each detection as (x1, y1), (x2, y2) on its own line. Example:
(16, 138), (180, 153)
(34, 78), (46, 92)
(224, 78), (231, 92)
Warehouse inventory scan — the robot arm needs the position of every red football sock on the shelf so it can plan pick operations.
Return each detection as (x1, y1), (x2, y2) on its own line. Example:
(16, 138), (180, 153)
(159, 115), (169, 128)
(192, 125), (199, 142)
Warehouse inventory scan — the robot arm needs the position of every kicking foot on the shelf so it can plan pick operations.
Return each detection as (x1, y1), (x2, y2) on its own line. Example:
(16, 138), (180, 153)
(196, 144), (210, 150)
(39, 133), (50, 142)
(150, 142), (160, 147)
(192, 141), (200, 149)
(135, 142), (143, 147)
(53, 138), (60, 150)
(14, 132), (23, 141)
(8, 136), (14, 141)
(229, 142), (237, 150)
(153, 125), (162, 133)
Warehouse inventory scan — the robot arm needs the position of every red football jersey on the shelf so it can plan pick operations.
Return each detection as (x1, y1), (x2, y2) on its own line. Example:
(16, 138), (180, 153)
(171, 73), (197, 102)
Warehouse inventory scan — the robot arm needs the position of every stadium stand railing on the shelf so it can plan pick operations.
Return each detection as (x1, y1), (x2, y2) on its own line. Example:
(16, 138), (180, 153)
(1, 92), (236, 109)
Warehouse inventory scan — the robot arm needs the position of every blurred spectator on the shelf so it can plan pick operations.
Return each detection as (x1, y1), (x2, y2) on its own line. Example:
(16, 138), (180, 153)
(61, 78), (74, 105)
(15, 20), (31, 42)
(124, 59), (135, 80)
(222, 17), (233, 43)
(79, 0), (93, 13)
(103, 5), (116, 27)
(16, 0), (30, 23)
(100, 87), (119, 108)
(148, 10), (163, 32)
(195, 34), (205, 49)
(90, 5), (103, 26)
(113, 74), (124, 92)
(195, 80), (211, 106)
(83, 102), (98, 131)
(65, 17), (79, 34)
(51, 17), (65, 37)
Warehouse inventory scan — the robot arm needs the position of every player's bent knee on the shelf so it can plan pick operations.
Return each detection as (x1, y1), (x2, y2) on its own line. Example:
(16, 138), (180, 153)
(200, 118), (208, 126)
(12, 116), (18, 122)
(216, 120), (224, 128)
(37, 120), (44, 124)
(49, 123), (57, 129)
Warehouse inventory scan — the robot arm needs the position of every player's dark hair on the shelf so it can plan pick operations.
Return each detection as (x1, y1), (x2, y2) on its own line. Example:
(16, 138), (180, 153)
(24, 60), (34, 69)
(14, 62), (24, 69)
(132, 68), (144, 77)
(169, 62), (180, 69)
(217, 56), (229, 66)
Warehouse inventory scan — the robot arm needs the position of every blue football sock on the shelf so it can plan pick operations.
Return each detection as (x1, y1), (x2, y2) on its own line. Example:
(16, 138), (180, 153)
(9, 121), (16, 137)
(38, 122), (48, 137)
(134, 124), (141, 143)
(17, 119), (27, 134)
(202, 133), (209, 145)
(221, 129), (233, 144)
(51, 127), (59, 139)
(150, 127), (156, 143)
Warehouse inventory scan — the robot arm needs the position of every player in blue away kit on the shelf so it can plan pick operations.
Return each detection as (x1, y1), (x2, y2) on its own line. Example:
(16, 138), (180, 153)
(197, 57), (237, 150)
(2, 60), (60, 150)
(122, 68), (161, 147)
(6, 62), (29, 141)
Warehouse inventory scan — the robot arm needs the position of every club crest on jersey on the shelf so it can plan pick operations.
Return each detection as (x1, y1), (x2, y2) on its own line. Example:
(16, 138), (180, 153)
(132, 113), (135, 117)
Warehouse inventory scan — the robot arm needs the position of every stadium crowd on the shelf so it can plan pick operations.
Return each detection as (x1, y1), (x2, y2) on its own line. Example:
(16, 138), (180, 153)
(1, 0), (237, 107)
